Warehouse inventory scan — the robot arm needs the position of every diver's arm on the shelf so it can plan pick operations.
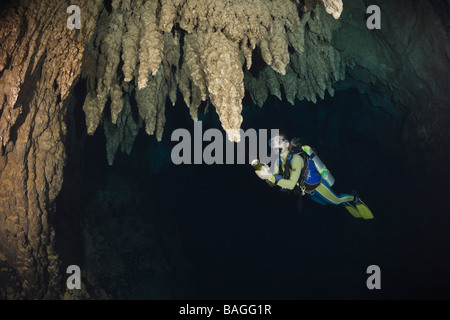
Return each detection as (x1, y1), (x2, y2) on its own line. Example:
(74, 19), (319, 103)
(266, 177), (276, 187)
(274, 155), (303, 190)
(265, 162), (278, 187)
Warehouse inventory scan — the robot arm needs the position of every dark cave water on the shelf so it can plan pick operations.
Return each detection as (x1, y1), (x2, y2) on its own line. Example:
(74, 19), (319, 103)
(55, 84), (450, 300)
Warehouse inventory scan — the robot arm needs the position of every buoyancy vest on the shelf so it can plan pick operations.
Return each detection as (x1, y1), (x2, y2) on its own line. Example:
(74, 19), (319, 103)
(279, 152), (322, 195)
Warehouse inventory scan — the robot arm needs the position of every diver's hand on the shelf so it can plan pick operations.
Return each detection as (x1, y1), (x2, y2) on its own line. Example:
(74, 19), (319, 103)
(255, 164), (272, 180)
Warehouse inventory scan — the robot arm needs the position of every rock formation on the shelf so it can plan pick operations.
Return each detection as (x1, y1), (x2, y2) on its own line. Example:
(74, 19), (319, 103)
(81, 0), (343, 158)
(0, 0), (103, 299)
(332, 0), (450, 179)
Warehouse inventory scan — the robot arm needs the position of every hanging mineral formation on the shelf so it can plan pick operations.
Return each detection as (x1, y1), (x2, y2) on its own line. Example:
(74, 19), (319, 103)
(80, 0), (344, 164)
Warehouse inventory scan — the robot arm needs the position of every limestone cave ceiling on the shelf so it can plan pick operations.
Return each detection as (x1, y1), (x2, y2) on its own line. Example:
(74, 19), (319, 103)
(68, 0), (450, 165)
(81, 0), (345, 165)
(1, 0), (448, 166)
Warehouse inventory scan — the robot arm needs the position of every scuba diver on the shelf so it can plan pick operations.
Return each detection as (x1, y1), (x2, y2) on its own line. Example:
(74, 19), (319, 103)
(253, 135), (374, 219)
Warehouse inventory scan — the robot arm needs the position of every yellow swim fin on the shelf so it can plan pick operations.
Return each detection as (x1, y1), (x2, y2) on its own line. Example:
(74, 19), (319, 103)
(354, 198), (374, 220)
(343, 202), (362, 218)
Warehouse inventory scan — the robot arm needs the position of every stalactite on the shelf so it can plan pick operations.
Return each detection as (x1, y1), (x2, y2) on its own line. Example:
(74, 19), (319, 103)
(138, 0), (164, 89)
(110, 81), (125, 124)
(183, 34), (208, 102)
(244, 4), (343, 107)
(197, 30), (245, 142)
(135, 65), (168, 140)
(244, 71), (268, 108)
(319, 0), (343, 19)
(287, 11), (310, 54)
(159, 0), (182, 32)
(103, 94), (141, 165)
(261, 67), (282, 101)
(122, 9), (141, 82)
(162, 31), (181, 106)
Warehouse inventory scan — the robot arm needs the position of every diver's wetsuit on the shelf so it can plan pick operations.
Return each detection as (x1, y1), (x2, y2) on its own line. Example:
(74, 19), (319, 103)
(266, 154), (355, 205)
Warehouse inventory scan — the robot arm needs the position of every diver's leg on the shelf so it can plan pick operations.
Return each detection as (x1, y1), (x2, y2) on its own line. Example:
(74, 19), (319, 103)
(312, 182), (363, 218)
(313, 181), (355, 205)
(307, 192), (329, 205)
(309, 181), (374, 219)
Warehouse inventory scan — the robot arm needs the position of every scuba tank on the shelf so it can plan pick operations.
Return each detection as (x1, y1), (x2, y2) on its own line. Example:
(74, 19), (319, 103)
(301, 145), (335, 187)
